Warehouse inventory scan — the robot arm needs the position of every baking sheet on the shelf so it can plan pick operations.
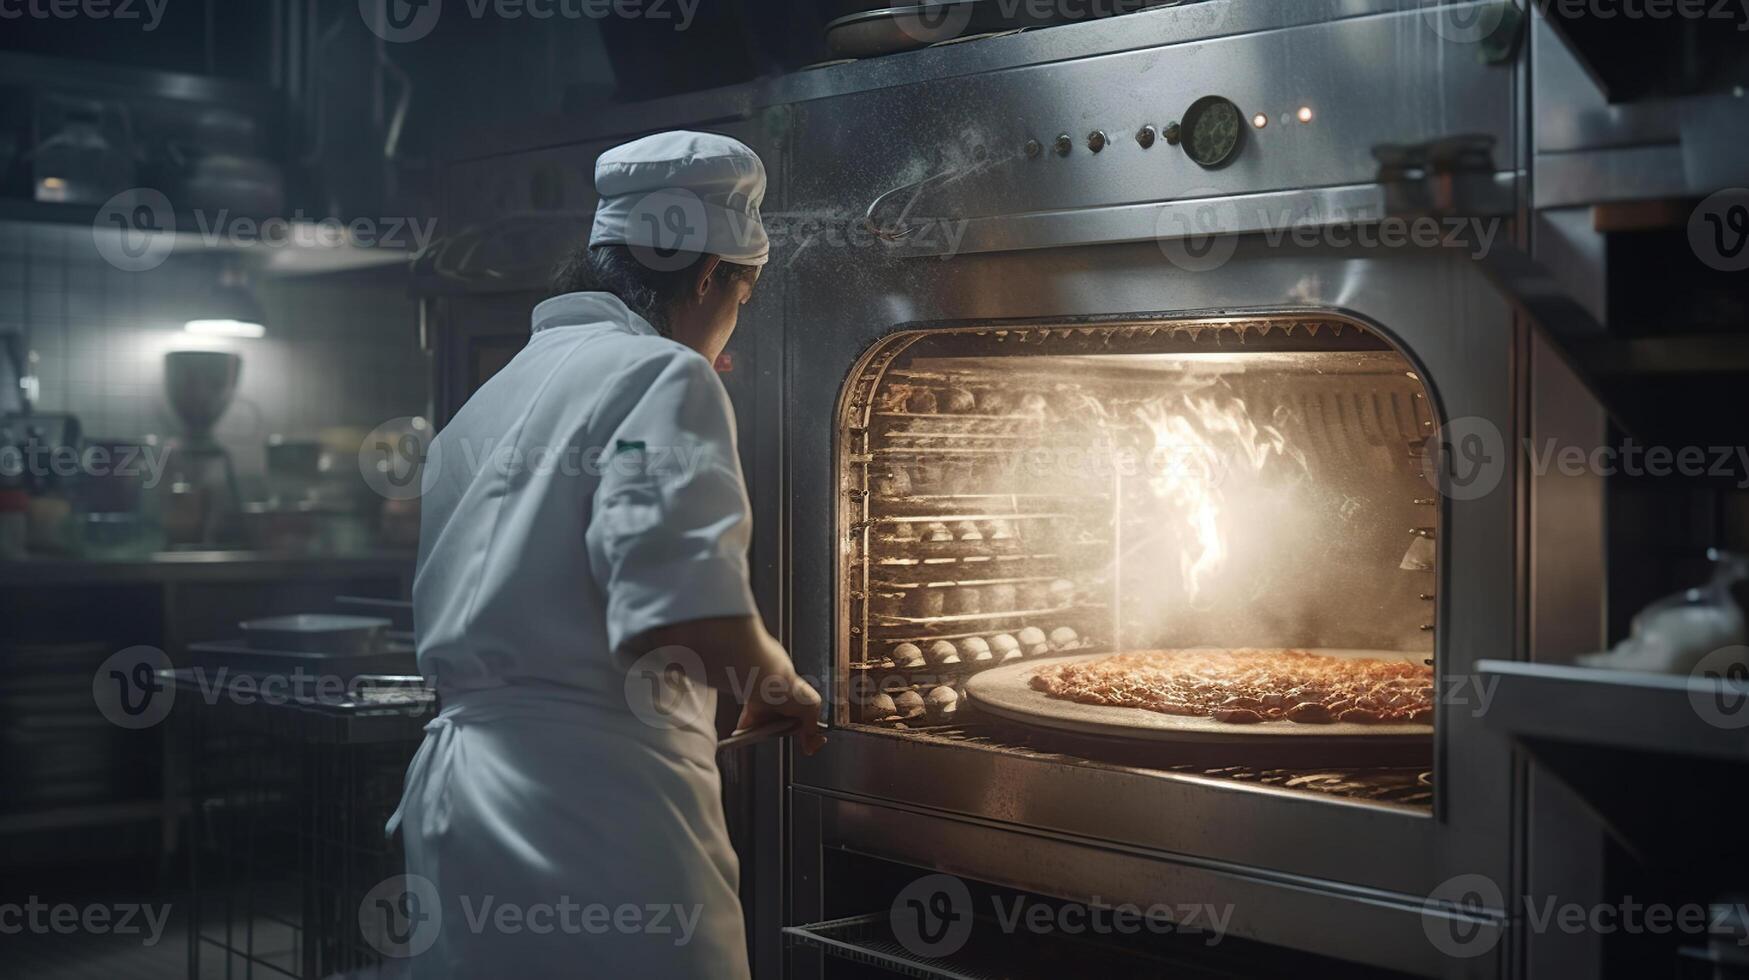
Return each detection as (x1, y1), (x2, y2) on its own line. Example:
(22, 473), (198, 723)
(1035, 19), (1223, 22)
(965, 649), (1435, 745)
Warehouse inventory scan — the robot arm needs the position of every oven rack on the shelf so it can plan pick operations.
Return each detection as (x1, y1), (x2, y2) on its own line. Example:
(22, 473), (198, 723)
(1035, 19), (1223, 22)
(861, 629), (1089, 650)
(872, 574), (1061, 590)
(851, 645), (1089, 678)
(876, 491), (1111, 501)
(870, 549), (1102, 570)
(880, 432), (1036, 442)
(873, 552), (1056, 565)
(863, 446), (1101, 458)
(869, 512), (1072, 524)
(872, 410), (1042, 423)
(870, 602), (1105, 628)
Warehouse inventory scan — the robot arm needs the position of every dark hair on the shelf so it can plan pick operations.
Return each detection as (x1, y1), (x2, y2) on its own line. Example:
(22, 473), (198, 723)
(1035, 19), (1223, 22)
(549, 244), (758, 336)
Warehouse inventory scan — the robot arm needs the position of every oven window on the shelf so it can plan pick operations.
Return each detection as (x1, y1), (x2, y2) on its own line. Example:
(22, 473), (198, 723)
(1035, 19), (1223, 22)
(837, 316), (1439, 806)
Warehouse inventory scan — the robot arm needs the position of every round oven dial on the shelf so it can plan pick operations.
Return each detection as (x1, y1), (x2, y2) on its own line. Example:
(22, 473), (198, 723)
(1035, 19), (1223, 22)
(1180, 96), (1245, 169)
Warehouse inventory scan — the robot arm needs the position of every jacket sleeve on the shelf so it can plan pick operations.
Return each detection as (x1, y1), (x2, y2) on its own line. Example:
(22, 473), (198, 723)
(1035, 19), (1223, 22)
(584, 348), (759, 656)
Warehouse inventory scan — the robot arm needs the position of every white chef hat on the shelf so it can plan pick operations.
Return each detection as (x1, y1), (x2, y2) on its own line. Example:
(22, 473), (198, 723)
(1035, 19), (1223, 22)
(589, 131), (770, 267)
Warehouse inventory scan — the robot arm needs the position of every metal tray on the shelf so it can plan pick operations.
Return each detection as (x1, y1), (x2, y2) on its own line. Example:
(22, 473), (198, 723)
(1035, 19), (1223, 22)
(239, 614), (391, 654)
(185, 639), (415, 684)
(966, 649), (1435, 745)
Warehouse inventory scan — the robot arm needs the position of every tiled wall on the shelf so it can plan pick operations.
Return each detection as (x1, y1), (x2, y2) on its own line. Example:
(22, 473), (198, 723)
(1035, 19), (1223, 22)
(0, 222), (428, 482)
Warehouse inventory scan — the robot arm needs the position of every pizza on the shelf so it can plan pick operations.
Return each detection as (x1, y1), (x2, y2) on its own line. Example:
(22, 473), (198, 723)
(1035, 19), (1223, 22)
(1027, 649), (1434, 725)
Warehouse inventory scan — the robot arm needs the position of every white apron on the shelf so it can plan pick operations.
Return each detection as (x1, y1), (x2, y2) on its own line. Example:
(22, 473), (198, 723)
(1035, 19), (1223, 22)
(386, 292), (761, 979)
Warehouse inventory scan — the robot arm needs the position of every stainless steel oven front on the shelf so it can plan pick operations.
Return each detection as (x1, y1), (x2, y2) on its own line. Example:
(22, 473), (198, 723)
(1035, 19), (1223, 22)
(778, 6), (1531, 978)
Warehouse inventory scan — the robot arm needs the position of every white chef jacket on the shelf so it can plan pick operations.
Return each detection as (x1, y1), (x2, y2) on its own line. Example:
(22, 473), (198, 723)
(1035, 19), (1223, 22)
(387, 291), (758, 979)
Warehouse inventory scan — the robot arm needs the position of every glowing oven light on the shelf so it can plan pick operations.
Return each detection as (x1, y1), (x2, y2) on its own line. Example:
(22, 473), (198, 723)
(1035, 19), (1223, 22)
(1132, 394), (1307, 604)
(1297, 106), (1315, 124)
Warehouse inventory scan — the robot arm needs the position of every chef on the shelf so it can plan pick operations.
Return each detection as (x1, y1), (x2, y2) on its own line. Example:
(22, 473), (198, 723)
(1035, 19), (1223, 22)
(387, 131), (824, 979)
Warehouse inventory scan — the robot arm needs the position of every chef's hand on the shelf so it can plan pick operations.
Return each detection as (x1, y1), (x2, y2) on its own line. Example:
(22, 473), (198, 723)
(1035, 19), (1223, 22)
(736, 666), (827, 756)
(626, 616), (826, 755)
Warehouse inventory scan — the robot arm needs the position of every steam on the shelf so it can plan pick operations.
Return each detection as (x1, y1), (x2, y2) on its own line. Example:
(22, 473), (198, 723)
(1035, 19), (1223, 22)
(1133, 392), (1307, 603)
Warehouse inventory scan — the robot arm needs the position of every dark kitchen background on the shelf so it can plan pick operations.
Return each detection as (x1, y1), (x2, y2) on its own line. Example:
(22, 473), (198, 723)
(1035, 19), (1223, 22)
(0, 3), (841, 975)
(2, 1), (1747, 979)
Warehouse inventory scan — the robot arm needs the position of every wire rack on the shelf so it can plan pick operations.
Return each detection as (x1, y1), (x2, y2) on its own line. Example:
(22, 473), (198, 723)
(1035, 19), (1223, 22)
(178, 677), (429, 978)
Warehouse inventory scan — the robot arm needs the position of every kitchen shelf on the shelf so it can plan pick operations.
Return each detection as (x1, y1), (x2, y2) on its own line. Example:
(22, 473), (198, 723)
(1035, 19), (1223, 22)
(0, 798), (182, 835)
(0, 200), (415, 278)
(1476, 659), (1749, 762)
(1477, 658), (1749, 883)
(0, 551), (415, 587)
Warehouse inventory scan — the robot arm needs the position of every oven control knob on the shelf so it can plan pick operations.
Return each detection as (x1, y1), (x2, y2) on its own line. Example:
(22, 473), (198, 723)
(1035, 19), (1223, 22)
(1086, 130), (1107, 153)
(1053, 134), (1073, 157)
(1180, 96), (1245, 169)
(1136, 125), (1156, 149)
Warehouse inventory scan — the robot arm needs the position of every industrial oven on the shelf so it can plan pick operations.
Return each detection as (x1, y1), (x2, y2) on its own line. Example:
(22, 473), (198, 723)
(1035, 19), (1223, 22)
(776, 5), (1537, 979)
(419, 2), (1640, 977)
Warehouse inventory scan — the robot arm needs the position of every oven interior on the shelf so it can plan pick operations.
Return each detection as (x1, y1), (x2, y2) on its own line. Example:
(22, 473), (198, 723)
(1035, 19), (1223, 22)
(836, 316), (1440, 806)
